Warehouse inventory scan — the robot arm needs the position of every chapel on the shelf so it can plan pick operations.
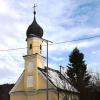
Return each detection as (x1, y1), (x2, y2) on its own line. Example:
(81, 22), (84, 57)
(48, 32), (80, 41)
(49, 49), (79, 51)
(9, 7), (79, 100)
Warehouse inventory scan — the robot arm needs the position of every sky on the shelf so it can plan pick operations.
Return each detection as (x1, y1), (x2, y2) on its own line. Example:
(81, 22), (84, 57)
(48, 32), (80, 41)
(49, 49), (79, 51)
(0, 0), (100, 84)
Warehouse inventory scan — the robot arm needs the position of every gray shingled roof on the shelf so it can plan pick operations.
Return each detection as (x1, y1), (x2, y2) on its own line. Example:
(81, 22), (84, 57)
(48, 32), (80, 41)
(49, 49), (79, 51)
(39, 67), (78, 93)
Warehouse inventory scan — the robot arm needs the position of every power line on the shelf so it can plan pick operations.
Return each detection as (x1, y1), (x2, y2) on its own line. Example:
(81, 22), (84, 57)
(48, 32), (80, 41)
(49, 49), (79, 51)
(0, 35), (100, 52)
(0, 47), (26, 51)
(49, 35), (100, 45)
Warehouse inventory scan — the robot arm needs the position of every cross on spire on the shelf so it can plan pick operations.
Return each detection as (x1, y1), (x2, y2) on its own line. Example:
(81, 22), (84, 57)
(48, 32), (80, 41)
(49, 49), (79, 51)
(33, 4), (37, 15)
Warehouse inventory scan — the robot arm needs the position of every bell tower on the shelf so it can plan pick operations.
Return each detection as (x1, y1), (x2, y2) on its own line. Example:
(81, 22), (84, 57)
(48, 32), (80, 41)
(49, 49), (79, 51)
(23, 5), (45, 91)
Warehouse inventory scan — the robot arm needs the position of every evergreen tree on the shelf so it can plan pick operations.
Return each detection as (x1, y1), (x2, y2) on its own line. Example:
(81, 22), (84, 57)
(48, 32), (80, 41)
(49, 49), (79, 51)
(67, 47), (91, 100)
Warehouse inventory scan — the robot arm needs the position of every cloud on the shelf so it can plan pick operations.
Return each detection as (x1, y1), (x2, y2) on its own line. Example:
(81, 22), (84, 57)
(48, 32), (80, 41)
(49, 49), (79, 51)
(0, 0), (20, 19)
(0, 0), (100, 83)
(0, 0), (8, 14)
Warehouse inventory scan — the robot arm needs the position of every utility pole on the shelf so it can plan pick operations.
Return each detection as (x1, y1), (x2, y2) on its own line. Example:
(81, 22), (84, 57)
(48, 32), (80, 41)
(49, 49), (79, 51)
(42, 38), (53, 100)
(33, 34), (53, 100)
(46, 41), (49, 100)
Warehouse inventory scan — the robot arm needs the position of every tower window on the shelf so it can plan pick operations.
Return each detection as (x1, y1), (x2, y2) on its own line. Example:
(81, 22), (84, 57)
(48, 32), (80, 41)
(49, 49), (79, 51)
(40, 45), (42, 50)
(29, 44), (32, 49)
(40, 45), (42, 53)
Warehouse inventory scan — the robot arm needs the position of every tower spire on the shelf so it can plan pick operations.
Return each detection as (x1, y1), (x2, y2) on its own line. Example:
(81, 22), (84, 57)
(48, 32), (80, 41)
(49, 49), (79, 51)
(26, 4), (43, 38)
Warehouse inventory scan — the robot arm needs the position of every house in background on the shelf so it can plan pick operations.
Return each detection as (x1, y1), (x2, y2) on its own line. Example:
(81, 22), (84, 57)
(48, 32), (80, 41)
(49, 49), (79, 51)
(9, 8), (79, 100)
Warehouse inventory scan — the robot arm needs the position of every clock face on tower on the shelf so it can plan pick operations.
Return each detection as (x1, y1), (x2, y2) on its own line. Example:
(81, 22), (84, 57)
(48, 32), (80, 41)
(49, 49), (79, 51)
(27, 62), (34, 72)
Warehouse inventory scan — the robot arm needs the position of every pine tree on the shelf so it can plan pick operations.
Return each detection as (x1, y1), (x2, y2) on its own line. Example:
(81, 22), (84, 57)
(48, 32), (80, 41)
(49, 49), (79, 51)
(67, 47), (91, 100)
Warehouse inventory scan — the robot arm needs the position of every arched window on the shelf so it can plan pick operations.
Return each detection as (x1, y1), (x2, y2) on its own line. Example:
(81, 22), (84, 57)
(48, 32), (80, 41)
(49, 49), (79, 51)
(29, 44), (32, 49)
(40, 45), (42, 53)
(40, 45), (42, 50)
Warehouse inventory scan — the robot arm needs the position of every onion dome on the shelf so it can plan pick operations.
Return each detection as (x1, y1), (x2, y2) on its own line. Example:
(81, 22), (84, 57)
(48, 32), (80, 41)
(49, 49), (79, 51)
(26, 9), (43, 38)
